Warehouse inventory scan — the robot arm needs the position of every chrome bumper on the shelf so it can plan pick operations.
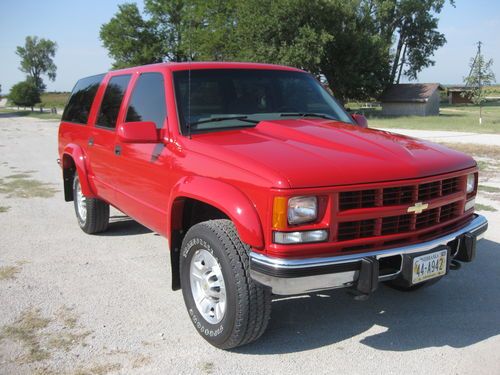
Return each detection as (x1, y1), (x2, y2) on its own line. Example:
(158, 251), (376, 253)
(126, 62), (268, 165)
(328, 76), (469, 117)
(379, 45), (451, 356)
(250, 214), (488, 295)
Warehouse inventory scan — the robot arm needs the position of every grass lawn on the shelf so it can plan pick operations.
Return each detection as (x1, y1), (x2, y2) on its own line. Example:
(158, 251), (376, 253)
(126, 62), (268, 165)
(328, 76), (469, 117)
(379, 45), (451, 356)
(0, 109), (61, 120)
(350, 101), (500, 134)
(37, 92), (70, 108)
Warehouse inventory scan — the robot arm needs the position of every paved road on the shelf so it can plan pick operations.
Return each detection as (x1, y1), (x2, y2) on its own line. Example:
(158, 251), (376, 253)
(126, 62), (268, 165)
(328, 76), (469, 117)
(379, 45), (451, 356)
(1, 116), (499, 375)
(379, 128), (500, 146)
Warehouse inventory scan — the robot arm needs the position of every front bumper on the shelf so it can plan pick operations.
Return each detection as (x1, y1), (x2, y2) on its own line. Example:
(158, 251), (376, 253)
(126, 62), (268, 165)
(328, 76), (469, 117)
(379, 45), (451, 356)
(250, 214), (488, 295)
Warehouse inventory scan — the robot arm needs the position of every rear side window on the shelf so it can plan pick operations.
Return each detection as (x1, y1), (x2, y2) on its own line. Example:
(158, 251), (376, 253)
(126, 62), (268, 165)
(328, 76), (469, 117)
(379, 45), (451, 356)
(126, 73), (167, 129)
(62, 74), (104, 124)
(97, 75), (131, 129)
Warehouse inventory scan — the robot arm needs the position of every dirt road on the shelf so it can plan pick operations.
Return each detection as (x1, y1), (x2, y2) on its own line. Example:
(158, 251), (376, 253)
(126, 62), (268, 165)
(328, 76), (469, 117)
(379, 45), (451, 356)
(1, 115), (499, 375)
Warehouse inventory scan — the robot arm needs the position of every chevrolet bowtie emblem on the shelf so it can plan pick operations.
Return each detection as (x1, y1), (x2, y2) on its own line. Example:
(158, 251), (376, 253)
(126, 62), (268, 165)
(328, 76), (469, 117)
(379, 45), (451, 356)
(407, 202), (429, 214)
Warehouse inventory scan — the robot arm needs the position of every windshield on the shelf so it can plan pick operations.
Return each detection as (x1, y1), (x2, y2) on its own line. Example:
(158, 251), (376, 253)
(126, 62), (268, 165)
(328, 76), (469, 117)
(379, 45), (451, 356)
(173, 69), (353, 134)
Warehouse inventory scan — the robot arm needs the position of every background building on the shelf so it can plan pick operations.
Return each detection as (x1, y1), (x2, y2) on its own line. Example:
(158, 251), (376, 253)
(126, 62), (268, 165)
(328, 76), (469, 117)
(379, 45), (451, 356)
(380, 83), (443, 116)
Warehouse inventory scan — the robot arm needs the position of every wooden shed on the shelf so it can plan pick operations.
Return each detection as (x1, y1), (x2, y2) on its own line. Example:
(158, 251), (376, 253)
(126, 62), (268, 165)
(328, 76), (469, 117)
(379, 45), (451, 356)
(447, 86), (473, 104)
(380, 83), (443, 116)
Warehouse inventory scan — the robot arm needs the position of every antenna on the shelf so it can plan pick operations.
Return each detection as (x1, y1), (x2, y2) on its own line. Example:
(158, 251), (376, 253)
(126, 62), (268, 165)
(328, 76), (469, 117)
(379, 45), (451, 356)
(187, 10), (192, 139)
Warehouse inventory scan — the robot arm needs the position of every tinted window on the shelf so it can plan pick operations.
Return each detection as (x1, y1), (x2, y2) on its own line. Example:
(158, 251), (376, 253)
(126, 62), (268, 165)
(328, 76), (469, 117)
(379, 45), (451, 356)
(173, 69), (353, 134)
(62, 74), (104, 124)
(97, 75), (131, 129)
(126, 73), (166, 129)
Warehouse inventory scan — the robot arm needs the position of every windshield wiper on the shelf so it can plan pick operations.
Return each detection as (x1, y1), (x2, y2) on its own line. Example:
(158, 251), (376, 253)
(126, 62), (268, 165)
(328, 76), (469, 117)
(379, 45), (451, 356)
(280, 112), (338, 121)
(188, 116), (259, 128)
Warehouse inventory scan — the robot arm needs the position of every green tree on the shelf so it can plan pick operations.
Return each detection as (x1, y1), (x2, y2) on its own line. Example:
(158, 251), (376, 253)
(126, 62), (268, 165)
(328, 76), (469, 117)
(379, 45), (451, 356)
(100, 0), (451, 100)
(16, 36), (57, 92)
(463, 45), (496, 124)
(9, 80), (41, 110)
(145, 0), (189, 61)
(231, 0), (391, 101)
(100, 3), (166, 69)
(372, 0), (453, 83)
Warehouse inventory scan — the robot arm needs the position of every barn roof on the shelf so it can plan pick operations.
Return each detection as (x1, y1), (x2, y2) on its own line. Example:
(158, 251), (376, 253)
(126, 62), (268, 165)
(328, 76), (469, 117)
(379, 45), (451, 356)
(380, 83), (443, 103)
(446, 86), (474, 93)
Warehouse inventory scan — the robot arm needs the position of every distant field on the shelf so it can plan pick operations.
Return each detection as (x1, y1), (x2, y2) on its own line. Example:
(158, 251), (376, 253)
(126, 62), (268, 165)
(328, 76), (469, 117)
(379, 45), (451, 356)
(6, 92), (70, 110)
(484, 84), (500, 97)
(349, 101), (500, 134)
(38, 92), (70, 108)
(0, 109), (61, 120)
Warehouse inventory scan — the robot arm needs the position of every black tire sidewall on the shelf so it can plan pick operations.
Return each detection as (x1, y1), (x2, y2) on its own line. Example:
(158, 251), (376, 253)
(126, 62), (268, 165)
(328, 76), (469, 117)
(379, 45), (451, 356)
(180, 227), (239, 348)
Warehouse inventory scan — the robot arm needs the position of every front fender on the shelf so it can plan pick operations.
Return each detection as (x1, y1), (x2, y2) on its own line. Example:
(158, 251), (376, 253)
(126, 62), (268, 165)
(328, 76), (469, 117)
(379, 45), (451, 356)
(62, 144), (96, 198)
(170, 176), (264, 249)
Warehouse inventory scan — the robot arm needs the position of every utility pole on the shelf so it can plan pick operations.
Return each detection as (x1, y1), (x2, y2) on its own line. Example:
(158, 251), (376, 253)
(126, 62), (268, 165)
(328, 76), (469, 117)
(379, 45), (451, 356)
(466, 41), (483, 124)
(477, 41), (483, 124)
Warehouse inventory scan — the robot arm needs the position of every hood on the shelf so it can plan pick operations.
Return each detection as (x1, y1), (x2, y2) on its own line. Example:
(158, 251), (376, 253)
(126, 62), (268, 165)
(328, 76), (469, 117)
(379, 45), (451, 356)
(189, 119), (476, 188)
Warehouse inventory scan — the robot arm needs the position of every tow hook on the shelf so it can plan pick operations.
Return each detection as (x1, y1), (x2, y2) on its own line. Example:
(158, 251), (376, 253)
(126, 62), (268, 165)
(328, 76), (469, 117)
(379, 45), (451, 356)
(350, 257), (379, 300)
(348, 289), (371, 301)
(450, 259), (462, 270)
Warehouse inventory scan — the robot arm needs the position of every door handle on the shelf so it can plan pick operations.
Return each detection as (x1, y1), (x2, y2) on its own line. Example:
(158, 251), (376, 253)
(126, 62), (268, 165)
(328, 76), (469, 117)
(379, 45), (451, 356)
(114, 145), (121, 156)
(88, 137), (94, 146)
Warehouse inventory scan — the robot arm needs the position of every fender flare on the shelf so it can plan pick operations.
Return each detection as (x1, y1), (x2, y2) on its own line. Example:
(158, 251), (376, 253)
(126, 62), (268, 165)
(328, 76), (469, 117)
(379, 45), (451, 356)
(169, 176), (264, 249)
(62, 144), (96, 198)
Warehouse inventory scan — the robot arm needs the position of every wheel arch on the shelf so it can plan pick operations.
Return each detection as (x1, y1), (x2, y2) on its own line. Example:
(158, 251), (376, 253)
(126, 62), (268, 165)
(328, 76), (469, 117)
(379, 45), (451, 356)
(168, 177), (265, 290)
(61, 144), (95, 201)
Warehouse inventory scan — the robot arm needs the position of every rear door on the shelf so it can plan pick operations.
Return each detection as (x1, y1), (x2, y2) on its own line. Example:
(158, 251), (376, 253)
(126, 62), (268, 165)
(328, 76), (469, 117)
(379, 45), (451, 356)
(112, 72), (171, 233)
(87, 74), (131, 203)
(59, 74), (104, 168)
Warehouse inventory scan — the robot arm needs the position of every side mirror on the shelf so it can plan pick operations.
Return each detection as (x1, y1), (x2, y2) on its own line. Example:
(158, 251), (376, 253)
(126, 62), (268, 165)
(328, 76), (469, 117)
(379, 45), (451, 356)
(351, 114), (368, 128)
(117, 121), (159, 143)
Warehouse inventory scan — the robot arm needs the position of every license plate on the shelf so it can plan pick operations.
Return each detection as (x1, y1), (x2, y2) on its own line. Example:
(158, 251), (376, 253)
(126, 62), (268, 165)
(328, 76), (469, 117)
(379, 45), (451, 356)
(412, 249), (447, 284)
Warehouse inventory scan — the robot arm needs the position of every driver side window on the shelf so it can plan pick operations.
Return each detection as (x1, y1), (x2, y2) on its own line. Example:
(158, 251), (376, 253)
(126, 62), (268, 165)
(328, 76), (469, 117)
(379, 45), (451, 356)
(126, 73), (167, 129)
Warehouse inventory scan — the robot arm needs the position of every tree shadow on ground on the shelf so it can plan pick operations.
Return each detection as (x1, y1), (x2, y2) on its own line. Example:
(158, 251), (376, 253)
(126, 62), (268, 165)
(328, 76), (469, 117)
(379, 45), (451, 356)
(235, 238), (500, 355)
(0, 112), (24, 119)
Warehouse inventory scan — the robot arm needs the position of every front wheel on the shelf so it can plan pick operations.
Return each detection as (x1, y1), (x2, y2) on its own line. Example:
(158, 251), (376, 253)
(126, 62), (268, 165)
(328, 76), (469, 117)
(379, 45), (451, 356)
(73, 174), (109, 234)
(180, 219), (271, 349)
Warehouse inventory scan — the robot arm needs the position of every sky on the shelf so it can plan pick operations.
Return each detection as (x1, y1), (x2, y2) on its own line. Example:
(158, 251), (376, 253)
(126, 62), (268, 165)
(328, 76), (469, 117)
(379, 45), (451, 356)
(0, 0), (499, 93)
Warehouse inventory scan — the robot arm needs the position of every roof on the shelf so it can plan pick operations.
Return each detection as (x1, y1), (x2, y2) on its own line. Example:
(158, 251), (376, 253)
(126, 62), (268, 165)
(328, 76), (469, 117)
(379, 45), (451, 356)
(111, 61), (305, 74)
(446, 86), (474, 93)
(380, 83), (443, 103)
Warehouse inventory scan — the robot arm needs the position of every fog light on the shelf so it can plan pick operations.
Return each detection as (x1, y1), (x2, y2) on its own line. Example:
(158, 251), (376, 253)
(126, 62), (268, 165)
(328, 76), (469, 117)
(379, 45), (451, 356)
(274, 229), (328, 244)
(464, 198), (475, 212)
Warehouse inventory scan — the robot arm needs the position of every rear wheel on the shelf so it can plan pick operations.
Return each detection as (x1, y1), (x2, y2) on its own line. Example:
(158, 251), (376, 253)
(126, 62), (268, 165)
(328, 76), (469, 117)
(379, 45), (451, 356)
(73, 174), (109, 234)
(180, 219), (271, 349)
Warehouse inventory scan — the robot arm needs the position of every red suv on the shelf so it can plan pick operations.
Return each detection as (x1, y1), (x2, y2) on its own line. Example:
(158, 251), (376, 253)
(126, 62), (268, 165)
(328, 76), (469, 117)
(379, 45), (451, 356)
(58, 62), (487, 349)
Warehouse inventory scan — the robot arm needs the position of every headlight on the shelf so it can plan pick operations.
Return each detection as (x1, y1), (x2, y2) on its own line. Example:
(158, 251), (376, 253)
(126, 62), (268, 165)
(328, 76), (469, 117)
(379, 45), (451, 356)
(467, 173), (476, 194)
(288, 196), (317, 225)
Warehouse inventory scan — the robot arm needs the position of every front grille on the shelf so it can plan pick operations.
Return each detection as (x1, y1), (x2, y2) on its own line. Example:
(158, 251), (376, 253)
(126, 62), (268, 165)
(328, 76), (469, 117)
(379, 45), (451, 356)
(335, 174), (468, 250)
(381, 214), (412, 235)
(339, 190), (376, 210)
(415, 207), (439, 229)
(383, 186), (413, 205)
(338, 202), (461, 242)
(339, 177), (460, 211)
(338, 220), (376, 241)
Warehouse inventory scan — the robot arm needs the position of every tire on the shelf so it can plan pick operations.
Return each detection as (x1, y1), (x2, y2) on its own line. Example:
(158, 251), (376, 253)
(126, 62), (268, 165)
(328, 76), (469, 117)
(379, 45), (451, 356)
(180, 219), (271, 349)
(73, 174), (109, 234)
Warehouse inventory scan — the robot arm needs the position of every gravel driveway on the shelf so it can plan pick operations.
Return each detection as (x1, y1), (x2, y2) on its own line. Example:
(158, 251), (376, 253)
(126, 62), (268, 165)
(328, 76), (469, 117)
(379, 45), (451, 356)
(1, 115), (499, 375)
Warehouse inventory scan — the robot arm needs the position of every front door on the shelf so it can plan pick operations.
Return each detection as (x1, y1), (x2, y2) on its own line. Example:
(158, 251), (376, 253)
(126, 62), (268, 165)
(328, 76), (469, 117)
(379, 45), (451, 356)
(111, 72), (172, 234)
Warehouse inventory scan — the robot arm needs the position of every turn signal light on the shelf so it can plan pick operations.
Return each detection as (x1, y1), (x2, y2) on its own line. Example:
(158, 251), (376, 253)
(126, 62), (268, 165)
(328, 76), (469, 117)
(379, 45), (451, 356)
(272, 197), (287, 229)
